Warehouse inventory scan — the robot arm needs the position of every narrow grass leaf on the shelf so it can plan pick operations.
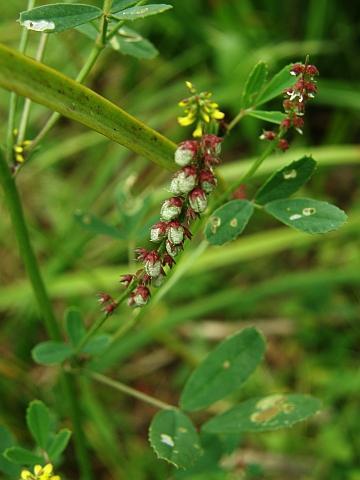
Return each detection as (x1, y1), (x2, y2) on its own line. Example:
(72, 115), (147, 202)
(19, 4), (103, 33)
(111, 4), (172, 21)
(203, 394), (321, 433)
(180, 328), (265, 412)
(242, 62), (268, 108)
(265, 198), (347, 233)
(32, 341), (73, 365)
(47, 429), (72, 461)
(256, 64), (294, 106)
(4, 447), (43, 466)
(247, 110), (287, 124)
(255, 156), (317, 204)
(205, 200), (254, 245)
(26, 401), (51, 450)
(149, 409), (202, 469)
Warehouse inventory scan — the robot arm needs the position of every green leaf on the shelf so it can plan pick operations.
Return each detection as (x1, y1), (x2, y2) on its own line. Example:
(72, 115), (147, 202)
(203, 394), (322, 433)
(205, 200), (254, 246)
(111, 0), (138, 13)
(180, 328), (265, 412)
(65, 308), (86, 348)
(19, 4), (103, 33)
(265, 198), (347, 234)
(82, 335), (111, 355)
(47, 429), (72, 461)
(111, 4), (172, 21)
(110, 26), (159, 59)
(0, 44), (176, 171)
(32, 341), (73, 365)
(256, 64), (295, 106)
(247, 110), (287, 124)
(26, 401), (51, 450)
(255, 156), (317, 204)
(0, 427), (19, 476)
(242, 62), (268, 108)
(75, 22), (98, 40)
(74, 210), (125, 239)
(149, 409), (202, 469)
(4, 447), (43, 466)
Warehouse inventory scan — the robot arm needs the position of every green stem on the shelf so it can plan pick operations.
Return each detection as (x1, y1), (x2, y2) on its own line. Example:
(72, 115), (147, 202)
(17, 33), (48, 145)
(86, 370), (174, 410)
(6, 0), (34, 163)
(0, 150), (93, 480)
(29, 0), (113, 153)
(226, 108), (250, 133)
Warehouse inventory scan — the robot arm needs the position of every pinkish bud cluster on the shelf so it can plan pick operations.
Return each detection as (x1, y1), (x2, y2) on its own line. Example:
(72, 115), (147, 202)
(97, 293), (118, 315)
(259, 61), (319, 151)
(116, 133), (223, 308)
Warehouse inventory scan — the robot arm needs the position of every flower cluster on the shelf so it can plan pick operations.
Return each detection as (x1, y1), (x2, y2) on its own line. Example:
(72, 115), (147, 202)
(260, 62), (319, 151)
(118, 133), (223, 308)
(177, 81), (225, 137)
(20, 464), (60, 480)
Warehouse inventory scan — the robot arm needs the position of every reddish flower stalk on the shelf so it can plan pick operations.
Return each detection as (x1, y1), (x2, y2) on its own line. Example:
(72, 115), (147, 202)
(259, 60), (319, 150)
(116, 133), (223, 308)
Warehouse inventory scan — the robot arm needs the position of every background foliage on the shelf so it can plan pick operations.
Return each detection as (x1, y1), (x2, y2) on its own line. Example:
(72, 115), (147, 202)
(0, 1), (359, 479)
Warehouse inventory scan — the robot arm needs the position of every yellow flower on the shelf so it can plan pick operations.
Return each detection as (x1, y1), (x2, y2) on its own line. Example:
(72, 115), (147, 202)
(193, 122), (203, 138)
(20, 463), (61, 480)
(177, 114), (195, 126)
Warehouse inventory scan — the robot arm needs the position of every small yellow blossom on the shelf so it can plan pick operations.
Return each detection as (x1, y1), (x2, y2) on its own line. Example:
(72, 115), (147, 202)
(20, 463), (61, 480)
(177, 81), (225, 137)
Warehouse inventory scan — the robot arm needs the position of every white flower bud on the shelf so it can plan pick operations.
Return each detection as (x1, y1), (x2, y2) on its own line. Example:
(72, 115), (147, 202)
(189, 188), (207, 213)
(167, 223), (184, 245)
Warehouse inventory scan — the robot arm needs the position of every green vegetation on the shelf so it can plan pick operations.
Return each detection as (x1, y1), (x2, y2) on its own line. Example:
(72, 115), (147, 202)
(0, 1), (359, 479)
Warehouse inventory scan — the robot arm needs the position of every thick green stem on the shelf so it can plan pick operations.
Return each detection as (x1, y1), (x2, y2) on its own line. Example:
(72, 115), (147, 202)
(86, 370), (174, 410)
(0, 150), (93, 480)
(6, 0), (34, 164)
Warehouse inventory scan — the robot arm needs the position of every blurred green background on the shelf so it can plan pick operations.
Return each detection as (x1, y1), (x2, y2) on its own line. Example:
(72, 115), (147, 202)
(0, 1), (359, 479)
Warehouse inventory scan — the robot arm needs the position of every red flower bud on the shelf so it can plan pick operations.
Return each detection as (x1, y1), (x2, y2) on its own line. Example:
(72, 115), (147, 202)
(167, 220), (184, 245)
(97, 292), (112, 304)
(277, 139), (289, 151)
(199, 169), (217, 193)
(290, 63), (304, 76)
(189, 188), (207, 213)
(175, 140), (198, 166)
(306, 65), (319, 76)
(162, 253), (175, 268)
(160, 197), (183, 221)
(259, 130), (276, 141)
(144, 251), (162, 278)
(169, 166), (197, 195)
(119, 274), (134, 287)
(128, 286), (150, 307)
(150, 221), (168, 242)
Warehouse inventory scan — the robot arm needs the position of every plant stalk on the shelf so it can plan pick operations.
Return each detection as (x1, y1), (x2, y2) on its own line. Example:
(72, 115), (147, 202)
(0, 150), (93, 480)
(86, 370), (174, 410)
(17, 33), (48, 145)
(6, 0), (34, 164)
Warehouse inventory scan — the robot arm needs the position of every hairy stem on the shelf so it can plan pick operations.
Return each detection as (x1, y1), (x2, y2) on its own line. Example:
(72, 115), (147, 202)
(86, 370), (174, 410)
(0, 150), (93, 480)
